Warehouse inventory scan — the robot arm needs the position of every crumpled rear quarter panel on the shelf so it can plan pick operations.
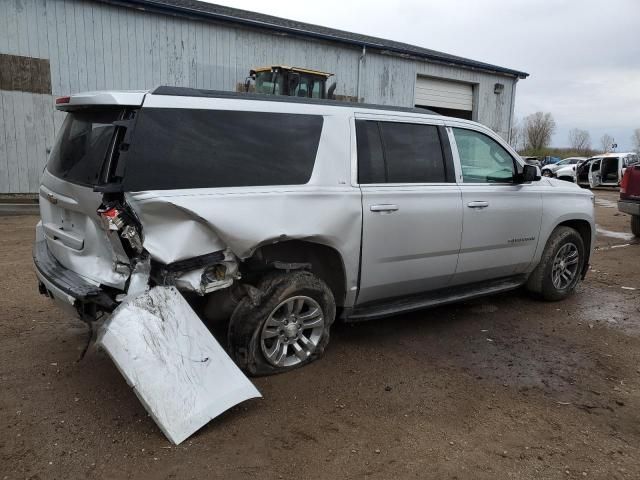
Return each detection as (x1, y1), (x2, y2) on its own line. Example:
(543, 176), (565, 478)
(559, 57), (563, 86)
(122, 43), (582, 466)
(126, 186), (362, 304)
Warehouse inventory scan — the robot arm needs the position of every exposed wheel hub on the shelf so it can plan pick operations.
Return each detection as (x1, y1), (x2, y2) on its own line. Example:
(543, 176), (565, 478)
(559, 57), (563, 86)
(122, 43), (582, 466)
(283, 322), (299, 339)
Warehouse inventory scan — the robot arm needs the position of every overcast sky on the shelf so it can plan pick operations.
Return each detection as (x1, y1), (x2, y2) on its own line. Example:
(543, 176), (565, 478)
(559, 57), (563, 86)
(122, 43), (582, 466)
(211, 0), (640, 150)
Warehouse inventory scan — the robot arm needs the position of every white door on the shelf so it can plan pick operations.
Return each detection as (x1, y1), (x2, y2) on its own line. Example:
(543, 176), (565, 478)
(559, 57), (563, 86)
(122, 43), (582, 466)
(589, 159), (602, 188)
(355, 118), (463, 304)
(448, 126), (543, 285)
(415, 77), (473, 112)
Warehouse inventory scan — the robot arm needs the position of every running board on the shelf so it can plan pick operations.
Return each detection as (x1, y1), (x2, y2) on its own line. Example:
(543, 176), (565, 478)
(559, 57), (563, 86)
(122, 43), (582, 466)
(347, 275), (527, 322)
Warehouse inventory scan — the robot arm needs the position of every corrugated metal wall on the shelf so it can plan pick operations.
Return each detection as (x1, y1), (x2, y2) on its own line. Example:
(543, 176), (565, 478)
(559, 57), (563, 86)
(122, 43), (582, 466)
(0, 0), (517, 193)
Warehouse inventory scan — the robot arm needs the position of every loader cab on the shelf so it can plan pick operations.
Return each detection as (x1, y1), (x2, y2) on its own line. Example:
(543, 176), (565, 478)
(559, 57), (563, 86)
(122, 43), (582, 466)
(247, 66), (335, 99)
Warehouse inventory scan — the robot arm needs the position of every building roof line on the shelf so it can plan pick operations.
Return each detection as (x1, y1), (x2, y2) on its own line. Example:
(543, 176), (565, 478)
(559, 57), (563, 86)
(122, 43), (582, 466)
(95, 0), (529, 79)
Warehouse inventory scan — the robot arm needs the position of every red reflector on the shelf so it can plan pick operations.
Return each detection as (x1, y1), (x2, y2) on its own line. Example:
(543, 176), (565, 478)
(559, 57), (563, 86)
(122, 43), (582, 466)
(55, 96), (71, 105)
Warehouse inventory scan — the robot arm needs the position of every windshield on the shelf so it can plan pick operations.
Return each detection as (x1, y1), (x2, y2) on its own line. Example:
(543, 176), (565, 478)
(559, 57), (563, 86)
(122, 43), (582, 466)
(254, 71), (282, 95)
(47, 109), (122, 186)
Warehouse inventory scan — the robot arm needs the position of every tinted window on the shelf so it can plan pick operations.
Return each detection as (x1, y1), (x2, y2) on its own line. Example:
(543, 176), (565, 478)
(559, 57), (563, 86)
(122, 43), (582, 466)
(356, 121), (386, 183)
(47, 109), (122, 185)
(122, 109), (323, 191)
(379, 122), (446, 183)
(452, 128), (515, 183)
(356, 120), (447, 184)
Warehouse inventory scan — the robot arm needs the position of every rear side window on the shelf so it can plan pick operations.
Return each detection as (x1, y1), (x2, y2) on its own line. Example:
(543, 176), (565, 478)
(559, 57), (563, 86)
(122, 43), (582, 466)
(356, 120), (447, 184)
(122, 109), (323, 191)
(379, 122), (446, 183)
(356, 121), (386, 183)
(47, 109), (122, 186)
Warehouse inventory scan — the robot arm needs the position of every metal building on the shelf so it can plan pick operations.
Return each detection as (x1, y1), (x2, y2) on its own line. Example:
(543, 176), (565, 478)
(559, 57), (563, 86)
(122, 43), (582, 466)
(0, 0), (528, 194)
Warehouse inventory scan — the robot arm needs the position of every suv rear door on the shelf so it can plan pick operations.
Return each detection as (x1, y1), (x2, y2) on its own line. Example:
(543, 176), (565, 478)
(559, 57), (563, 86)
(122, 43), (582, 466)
(39, 106), (135, 289)
(355, 115), (462, 304)
(447, 124), (543, 285)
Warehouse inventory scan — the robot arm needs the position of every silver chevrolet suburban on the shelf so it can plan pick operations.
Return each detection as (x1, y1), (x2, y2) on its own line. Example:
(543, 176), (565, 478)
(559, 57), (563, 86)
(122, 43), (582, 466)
(35, 87), (595, 376)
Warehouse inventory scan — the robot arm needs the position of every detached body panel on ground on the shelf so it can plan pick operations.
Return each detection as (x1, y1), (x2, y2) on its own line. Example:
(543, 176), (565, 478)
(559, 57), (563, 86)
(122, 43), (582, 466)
(33, 88), (596, 443)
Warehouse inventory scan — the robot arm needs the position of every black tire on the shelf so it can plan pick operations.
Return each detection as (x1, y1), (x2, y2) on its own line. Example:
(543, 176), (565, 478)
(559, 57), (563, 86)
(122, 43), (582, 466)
(228, 270), (335, 376)
(632, 215), (640, 238)
(526, 226), (585, 301)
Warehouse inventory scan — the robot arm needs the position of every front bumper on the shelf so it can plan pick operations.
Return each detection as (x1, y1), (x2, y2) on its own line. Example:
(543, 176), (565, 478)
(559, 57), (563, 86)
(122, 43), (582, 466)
(618, 200), (640, 216)
(33, 240), (118, 315)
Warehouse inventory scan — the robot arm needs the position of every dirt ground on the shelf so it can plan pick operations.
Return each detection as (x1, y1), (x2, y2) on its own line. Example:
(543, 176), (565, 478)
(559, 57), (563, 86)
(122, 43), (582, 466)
(1, 189), (639, 480)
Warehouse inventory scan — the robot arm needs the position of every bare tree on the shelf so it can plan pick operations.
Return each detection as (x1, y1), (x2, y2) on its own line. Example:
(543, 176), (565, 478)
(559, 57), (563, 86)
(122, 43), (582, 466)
(509, 118), (525, 152)
(600, 134), (614, 153)
(568, 128), (591, 154)
(632, 128), (640, 153)
(523, 112), (556, 152)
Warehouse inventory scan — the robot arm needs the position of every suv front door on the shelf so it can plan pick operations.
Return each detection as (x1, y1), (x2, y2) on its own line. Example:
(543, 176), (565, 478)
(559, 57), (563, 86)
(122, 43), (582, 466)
(448, 125), (543, 285)
(355, 116), (462, 304)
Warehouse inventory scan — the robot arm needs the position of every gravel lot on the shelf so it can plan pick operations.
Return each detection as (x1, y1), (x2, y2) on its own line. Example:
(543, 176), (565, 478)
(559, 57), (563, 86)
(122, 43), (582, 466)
(1, 189), (639, 480)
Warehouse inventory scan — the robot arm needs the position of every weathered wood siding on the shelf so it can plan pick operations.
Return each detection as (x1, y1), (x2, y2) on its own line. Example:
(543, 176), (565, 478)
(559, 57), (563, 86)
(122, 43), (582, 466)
(0, 0), (518, 193)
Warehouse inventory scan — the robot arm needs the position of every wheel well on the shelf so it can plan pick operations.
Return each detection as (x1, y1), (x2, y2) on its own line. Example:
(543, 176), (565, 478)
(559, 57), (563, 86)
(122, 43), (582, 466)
(245, 240), (347, 306)
(557, 219), (592, 275)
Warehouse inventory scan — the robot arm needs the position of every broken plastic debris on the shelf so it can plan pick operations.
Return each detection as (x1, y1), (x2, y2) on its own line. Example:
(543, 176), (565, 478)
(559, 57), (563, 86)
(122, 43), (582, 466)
(97, 286), (261, 444)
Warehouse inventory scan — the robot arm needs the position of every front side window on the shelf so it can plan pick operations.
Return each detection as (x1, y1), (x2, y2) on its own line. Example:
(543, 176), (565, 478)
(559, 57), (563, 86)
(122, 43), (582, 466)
(356, 120), (447, 184)
(452, 128), (515, 183)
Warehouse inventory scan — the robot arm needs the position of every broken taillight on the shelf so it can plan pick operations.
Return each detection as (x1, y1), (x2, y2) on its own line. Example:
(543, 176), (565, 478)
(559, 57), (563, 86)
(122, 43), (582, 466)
(98, 206), (124, 231)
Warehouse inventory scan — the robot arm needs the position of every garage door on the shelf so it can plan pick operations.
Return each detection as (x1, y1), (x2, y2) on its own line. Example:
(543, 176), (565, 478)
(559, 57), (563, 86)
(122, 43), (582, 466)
(415, 77), (473, 119)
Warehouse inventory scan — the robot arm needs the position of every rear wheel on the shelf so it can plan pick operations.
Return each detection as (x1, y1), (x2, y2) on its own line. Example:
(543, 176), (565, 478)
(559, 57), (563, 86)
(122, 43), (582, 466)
(228, 270), (335, 376)
(526, 226), (585, 301)
(632, 215), (640, 237)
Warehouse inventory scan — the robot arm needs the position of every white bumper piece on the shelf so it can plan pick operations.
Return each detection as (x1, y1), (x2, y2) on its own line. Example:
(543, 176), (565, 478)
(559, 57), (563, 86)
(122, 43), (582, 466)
(97, 286), (261, 444)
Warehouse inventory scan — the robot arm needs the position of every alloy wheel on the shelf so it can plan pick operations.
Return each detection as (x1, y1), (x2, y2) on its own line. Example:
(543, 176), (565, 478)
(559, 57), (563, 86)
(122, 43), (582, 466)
(551, 242), (580, 289)
(260, 296), (325, 367)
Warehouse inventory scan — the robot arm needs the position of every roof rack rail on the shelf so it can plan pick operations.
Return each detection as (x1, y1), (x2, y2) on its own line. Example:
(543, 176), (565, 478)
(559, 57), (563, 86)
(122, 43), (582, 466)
(151, 86), (441, 116)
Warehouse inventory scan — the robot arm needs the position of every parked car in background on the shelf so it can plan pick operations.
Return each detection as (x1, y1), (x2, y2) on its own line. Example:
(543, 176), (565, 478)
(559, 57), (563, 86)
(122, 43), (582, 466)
(541, 156), (562, 166)
(577, 153), (639, 188)
(541, 157), (587, 177)
(554, 161), (585, 183)
(521, 156), (541, 167)
(618, 164), (640, 236)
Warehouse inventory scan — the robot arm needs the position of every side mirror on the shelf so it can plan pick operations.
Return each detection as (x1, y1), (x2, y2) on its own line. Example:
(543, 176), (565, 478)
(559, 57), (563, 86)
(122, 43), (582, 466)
(522, 164), (541, 183)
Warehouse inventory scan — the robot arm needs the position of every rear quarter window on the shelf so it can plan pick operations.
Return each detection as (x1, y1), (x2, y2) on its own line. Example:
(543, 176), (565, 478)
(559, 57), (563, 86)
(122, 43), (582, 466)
(47, 109), (122, 186)
(122, 109), (323, 191)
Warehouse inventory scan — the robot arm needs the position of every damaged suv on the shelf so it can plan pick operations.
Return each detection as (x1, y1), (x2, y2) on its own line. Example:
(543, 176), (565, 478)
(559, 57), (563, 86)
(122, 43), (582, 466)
(35, 87), (595, 377)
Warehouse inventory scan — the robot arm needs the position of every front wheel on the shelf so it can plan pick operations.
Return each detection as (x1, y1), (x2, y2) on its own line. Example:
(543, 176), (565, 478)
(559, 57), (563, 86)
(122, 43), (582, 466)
(228, 271), (335, 376)
(526, 226), (585, 301)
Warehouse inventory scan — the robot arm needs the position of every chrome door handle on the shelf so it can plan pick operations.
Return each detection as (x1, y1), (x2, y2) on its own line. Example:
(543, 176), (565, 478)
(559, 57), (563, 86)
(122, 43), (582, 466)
(370, 204), (399, 212)
(467, 201), (489, 208)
